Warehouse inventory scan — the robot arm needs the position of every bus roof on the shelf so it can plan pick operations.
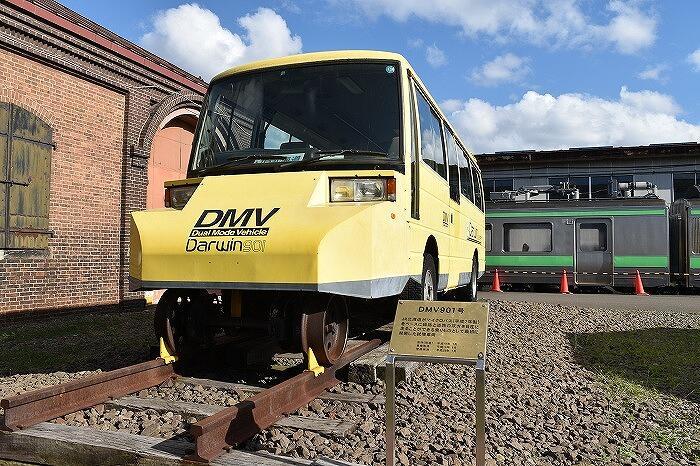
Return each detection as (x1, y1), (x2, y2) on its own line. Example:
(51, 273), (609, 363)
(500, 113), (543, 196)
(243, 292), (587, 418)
(212, 50), (409, 82)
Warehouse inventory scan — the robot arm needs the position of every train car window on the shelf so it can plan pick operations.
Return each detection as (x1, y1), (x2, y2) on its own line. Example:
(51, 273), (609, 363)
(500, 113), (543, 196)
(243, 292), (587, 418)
(444, 128), (461, 202)
(504, 223), (552, 252)
(579, 223), (608, 251)
(415, 89), (447, 180)
(459, 150), (474, 203)
(485, 224), (492, 252)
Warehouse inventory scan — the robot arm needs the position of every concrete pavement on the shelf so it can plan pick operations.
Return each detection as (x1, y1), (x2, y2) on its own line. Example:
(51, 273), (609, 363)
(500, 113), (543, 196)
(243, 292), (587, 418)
(480, 290), (700, 314)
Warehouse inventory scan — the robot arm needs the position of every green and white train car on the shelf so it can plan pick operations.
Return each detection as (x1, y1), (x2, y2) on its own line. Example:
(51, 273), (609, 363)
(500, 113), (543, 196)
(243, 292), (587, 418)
(481, 197), (671, 289)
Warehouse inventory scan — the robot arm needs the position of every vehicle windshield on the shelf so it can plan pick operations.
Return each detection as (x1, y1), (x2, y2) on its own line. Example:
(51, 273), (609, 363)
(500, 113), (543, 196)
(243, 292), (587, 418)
(189, 61), (402, 175)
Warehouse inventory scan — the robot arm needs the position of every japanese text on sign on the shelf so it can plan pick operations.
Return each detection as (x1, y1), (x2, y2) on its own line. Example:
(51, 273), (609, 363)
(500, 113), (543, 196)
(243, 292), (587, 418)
(389, 301), (488, 360)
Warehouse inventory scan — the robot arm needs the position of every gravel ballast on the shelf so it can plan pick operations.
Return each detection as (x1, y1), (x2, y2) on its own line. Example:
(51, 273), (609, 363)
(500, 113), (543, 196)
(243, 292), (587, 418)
(1, 300), (698, 466)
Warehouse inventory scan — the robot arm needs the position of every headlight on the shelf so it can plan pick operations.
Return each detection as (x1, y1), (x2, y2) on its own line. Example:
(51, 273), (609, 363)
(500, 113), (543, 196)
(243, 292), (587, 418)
(330, 177), (396, 202)
(164, 184), (198, 209)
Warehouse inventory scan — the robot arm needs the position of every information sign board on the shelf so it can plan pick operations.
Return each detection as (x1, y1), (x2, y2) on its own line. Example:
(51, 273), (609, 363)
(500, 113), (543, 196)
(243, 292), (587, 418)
(388, 300), (488, 360)
(385, 300), (489, 466)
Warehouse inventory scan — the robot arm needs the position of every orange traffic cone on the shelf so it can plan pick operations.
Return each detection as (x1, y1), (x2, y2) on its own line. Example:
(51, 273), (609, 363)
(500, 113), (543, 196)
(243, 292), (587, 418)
(634, 270), (649, 296)
(560, 269), (572, 294)
(490, 269), (503, 292)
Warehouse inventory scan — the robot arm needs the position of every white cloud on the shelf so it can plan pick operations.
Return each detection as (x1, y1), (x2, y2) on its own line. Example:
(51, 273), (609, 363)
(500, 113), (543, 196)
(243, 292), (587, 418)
(442, 87), (700, 154)
(351, 0), (656, 54)
(619, 86), (679, 114)
(471, 53), (530, 86)
(425, 44), (447, 67)
(440, 99), (463, 113)
(602, 1), (656, 54)
(141, 4), (302, 80)
(688, 49), (700, 72)
(638, 64), (668, 82)
(408, 38), (424, 48)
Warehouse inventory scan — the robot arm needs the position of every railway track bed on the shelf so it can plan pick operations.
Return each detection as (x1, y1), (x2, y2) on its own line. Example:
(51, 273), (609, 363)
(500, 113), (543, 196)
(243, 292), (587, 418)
(1, 422), (356, 466)
(0, 339), (381, 466)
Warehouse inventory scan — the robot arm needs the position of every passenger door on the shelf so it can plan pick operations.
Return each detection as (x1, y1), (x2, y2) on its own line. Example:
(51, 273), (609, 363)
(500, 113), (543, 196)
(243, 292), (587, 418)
(575, 219), (613, 285)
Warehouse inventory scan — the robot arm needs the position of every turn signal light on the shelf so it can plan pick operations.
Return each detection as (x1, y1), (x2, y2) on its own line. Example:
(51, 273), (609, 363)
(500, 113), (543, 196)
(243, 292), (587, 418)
(330, 177), (396, 202)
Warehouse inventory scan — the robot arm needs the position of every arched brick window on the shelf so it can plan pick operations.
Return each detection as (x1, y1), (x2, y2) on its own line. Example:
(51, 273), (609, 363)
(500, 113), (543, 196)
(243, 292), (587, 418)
(0, 102), (52, 249)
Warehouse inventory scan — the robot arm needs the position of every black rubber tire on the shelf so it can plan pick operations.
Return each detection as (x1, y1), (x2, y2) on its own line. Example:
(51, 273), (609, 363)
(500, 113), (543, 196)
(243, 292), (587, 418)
(421, 254), (438, 301)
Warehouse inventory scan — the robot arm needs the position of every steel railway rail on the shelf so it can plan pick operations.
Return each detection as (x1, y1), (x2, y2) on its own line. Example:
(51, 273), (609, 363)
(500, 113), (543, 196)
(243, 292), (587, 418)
(0, 338), (381, 464)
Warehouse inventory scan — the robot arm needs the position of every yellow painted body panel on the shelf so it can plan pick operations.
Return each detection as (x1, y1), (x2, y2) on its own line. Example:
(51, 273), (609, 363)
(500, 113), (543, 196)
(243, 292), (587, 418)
(130, 51), (485, 299)
(131, 170), (409, 296)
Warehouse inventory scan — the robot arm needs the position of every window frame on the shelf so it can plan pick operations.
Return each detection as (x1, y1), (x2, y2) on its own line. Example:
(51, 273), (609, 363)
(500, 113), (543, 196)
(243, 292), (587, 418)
(413, 83), (449, 184)
(407, 73), (421, 220)
(577, 222), (609, 252)
(443, 126), (461, 203)
(472, 166), (485, 212)
(458, 147), (475, 204)
(503, 222), (553, 253)
(188, 59), (406, 176)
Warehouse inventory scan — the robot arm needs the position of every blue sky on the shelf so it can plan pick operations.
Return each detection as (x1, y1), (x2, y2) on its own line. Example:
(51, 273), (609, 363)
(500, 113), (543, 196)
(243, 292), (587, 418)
(63, 0), (700, 153)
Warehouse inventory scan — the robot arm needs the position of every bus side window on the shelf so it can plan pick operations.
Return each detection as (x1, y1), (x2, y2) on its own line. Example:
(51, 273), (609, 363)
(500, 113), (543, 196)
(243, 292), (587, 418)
(415, 89), (447, 181)
(459, 150), (475, 203)
(444, 128), (461, 202)
(472, 168), (484, 211)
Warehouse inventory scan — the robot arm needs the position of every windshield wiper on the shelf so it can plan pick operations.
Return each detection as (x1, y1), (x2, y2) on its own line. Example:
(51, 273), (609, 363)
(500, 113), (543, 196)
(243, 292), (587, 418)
(277, 149), (389, 170)
(192, 154), (290, 175)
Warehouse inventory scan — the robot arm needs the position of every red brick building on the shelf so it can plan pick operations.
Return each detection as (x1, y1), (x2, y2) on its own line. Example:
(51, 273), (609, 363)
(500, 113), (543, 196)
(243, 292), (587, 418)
(0, 0), (206, 316)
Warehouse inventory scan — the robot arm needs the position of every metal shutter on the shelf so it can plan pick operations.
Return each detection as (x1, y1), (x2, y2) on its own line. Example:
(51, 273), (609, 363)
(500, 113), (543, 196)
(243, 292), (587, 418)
(0, 103), (52, 249)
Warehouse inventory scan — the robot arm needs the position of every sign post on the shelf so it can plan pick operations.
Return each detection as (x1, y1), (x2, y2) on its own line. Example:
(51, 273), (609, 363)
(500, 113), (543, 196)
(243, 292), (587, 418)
(384, 300), (488, 466)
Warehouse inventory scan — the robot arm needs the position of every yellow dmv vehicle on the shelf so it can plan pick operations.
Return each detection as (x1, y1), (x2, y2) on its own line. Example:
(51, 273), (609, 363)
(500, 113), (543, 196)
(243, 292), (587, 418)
(130, 51), (485, 365)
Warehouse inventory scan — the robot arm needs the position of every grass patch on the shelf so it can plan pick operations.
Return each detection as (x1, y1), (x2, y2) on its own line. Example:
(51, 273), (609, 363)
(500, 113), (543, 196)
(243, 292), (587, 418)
(0, 309), (155, 376)
(601, 372), (659, 401)
(617, 443), (636, 462)
(568, 328), (700, 402)
(645, 420), (700, 456)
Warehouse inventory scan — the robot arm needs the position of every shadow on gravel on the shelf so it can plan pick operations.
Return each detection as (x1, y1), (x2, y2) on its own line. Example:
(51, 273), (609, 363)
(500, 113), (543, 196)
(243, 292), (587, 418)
(567, 328), (700, 403)
(0, 308), (155, 376)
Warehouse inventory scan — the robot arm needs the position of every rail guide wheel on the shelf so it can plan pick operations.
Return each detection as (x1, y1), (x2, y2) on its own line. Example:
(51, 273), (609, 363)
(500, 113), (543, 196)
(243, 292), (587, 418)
(300, 295), (349, 367)
(154, 289), (211, 360)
